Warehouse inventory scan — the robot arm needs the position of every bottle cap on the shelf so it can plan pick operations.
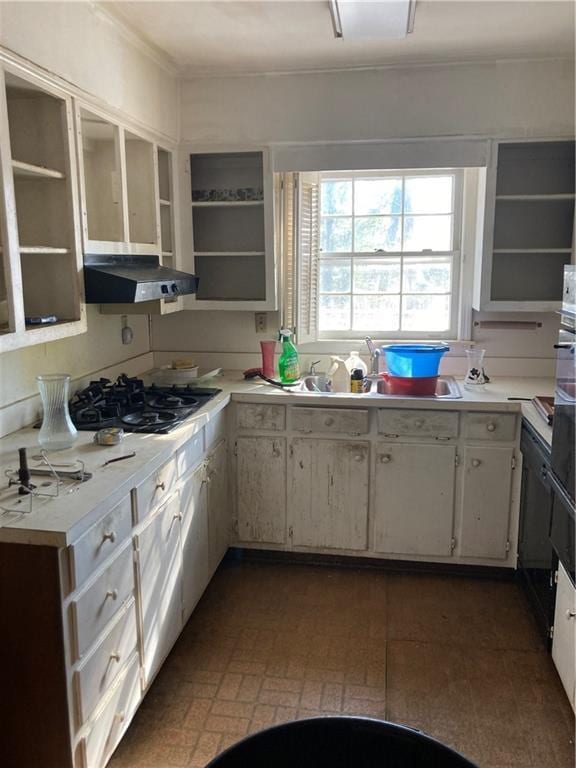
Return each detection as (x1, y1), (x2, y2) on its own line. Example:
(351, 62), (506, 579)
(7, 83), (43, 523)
(351, 368), (364, 380)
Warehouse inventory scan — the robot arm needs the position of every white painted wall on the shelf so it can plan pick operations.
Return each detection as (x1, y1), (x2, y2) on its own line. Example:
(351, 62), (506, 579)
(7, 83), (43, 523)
(0, 1), (179, 138)
(151, 57), (573, 376)
(0, 2), (179, 430)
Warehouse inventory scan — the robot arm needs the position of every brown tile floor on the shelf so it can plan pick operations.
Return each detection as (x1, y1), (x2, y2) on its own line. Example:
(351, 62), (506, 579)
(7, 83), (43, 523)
(110, 561), (575, 768)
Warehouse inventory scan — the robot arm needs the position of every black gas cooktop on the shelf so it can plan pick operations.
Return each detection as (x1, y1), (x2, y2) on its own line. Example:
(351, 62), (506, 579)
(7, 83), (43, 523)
(69, 374), (221, 434)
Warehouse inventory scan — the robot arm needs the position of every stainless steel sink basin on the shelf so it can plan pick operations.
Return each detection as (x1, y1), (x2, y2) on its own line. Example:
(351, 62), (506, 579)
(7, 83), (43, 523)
(293, 375), (462, 399)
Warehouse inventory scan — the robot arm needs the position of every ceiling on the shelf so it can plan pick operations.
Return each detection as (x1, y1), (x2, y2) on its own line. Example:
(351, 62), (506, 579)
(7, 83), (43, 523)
(105, 1), (575, 77)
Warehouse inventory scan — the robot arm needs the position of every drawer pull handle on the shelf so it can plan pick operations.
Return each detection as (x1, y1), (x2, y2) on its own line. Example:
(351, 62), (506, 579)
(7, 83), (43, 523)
(325, 417), (335, 426)
(567, 610), (576, 620)
(156, 481), (166, 491)
(106, 589), (119, 601)
(471, 459), (482, 468)
(486, 423), (496, 432)
(379, 454), (392, 464)
(102, 531), (116, 544)
(110, 652), (121, 663)
(173, 512), (183, 521)
(414, 419), (424, 428)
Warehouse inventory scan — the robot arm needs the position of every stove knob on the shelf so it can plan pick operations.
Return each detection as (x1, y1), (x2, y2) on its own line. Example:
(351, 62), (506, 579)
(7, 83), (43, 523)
(171, 284), (178, 293)
(161, 284), (169, 295)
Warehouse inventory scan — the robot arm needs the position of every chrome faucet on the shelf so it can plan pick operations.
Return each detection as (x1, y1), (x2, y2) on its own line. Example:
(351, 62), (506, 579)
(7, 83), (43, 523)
(364, 337), (381, 376)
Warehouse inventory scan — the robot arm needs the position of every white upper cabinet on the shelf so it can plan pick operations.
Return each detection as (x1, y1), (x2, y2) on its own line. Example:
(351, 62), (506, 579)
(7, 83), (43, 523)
(179, 146), (278, 310)
(474, 139), (575, 312)
(0, 63), (86, 351)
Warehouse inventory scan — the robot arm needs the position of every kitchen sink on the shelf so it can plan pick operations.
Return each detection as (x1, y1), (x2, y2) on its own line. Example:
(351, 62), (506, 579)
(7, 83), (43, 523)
(294, 375), (462, 399)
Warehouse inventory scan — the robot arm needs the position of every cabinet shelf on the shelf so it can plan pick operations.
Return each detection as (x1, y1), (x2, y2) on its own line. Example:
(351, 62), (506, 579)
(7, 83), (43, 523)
(12, 160), (65, 180)
(192, 200), (264, 208)
(194, 251), (265, 257)
(20, 246), (70, 255)
(495, 193), (576, 201)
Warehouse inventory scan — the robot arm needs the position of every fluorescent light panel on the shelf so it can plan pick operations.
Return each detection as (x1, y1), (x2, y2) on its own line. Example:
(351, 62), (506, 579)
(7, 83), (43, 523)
(330, 0), (415, 40)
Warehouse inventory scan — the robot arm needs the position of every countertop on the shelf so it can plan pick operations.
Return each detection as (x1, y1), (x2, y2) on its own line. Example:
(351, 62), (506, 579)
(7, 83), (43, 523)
(0, 372), (554, 547)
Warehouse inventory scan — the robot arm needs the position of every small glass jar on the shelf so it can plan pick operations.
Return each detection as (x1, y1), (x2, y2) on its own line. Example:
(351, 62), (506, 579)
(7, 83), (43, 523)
(464, 349), (488, 388)
(36, 374), (78, 451)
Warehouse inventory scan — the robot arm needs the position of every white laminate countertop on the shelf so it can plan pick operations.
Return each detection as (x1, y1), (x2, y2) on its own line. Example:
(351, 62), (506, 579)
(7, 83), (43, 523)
(0, 372), (554, 547)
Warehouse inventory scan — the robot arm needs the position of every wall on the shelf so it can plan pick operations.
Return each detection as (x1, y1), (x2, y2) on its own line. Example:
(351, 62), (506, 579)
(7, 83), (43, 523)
(0, 1), (179, 434)
(0, 1), (179, 138)
(151, 57), (574, 376)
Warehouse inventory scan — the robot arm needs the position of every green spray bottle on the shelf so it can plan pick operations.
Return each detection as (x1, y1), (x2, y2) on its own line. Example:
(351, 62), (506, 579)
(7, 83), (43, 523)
(278, 329), (300, 384)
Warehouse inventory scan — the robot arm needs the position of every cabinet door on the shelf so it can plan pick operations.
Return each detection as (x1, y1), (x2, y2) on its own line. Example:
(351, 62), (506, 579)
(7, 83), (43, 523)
(207, 440), (230, 575)
(180, 463), (210, 623)
(552, 562), (576, 712)
(289, 439), (369, 551)
(236, 437), (286, 544)
(135, 493), (183, 684)
(460, 446), (513, 559)
(373, 443), (456, 557)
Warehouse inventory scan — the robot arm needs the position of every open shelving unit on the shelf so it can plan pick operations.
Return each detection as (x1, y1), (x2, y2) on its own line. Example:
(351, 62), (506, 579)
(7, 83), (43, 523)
(182, 149), (277, 310)
(474, 139), (575, 312)
(0, 64), (85, 351)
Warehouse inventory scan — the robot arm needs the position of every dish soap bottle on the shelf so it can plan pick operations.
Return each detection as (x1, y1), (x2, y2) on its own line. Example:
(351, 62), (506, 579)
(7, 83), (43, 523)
(278, 329), (300, 384)
(345, 351), (368, 376)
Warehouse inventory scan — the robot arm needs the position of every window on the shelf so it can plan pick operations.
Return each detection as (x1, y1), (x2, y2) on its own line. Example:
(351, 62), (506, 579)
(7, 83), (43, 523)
(318, 170), (463, 339)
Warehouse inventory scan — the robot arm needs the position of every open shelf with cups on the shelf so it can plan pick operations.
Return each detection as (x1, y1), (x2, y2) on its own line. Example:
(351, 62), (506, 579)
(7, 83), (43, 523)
(181, 148), (277, 310)
(474, 139), (575, 311)
(0, 62), (85, 351)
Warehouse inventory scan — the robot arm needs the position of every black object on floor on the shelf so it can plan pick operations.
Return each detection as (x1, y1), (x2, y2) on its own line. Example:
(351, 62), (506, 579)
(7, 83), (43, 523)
(206, 716), (478, 768)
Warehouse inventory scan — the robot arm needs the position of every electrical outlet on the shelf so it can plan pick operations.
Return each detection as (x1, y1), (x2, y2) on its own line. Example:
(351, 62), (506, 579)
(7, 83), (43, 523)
(255, 312), (267, 333)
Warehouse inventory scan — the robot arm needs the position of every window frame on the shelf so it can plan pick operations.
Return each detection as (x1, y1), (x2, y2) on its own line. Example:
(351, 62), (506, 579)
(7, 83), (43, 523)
(317, 168), (464, 341)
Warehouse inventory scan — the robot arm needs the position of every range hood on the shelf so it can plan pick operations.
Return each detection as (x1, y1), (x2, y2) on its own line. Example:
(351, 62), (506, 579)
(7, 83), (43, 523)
(84, 254), (199, 304)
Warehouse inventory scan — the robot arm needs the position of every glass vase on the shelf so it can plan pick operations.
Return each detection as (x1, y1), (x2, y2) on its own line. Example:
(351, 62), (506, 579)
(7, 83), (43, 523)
(36, 374), (78, 451)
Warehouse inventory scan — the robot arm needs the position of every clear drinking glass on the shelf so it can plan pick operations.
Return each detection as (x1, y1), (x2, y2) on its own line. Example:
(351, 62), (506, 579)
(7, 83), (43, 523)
(464, 348), (487, 387)
(36, 374), (78, 451)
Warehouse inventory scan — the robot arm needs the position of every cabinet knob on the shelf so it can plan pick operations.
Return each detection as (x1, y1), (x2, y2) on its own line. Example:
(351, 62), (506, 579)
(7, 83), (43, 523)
(354, 454), (364, 462)
(486, 423), (496, 432)
(272, 446), (281, 458)
(471, 459), (481, 468)
(156, 481), (166, 491)
(414, 419), (424, 428)
(106, 589), (118, 601)
(116, 711), (126, 723)
(567, 610), (576, 620)
(379, 454), (392, 464)
(102, 530), (116, 544)
(325, 417), (335, 426)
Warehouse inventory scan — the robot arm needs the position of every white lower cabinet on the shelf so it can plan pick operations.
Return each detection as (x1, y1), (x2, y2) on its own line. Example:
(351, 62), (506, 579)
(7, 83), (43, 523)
(180, 462), (210, 623)
(235, 436), (286, 544)
(207, 440), (230, 575)
(135, 492), (183, 685)
(373, 443), (457, 557)
(459, 446), (514, 559)
(552, 562), (576, 712)
(289, 438), (369, 550)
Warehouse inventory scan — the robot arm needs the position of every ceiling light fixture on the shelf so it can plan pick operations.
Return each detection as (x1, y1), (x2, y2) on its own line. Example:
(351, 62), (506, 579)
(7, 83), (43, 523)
(329, 0), (416, 41)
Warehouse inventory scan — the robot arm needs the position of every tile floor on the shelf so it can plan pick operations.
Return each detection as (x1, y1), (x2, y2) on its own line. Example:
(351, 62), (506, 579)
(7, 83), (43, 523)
(110, 560), (575, 768)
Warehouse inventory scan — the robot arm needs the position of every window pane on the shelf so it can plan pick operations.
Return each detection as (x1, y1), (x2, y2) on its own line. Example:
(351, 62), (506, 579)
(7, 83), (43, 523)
(404, 176), (453, 214)
(321, 180), (352, 215)
(353, 295), (400, 331)
(321, 217), (352, 252)
(320, 260), (351, 293)
(319, 294), (351, 330)
(353, 259), (401, 294)
(403, 215), (452, 251)
(354, 216), (401, 252)
(401, 294), (451, 331)
(354, 178), (402, 215)
(403, 257), (451, 294)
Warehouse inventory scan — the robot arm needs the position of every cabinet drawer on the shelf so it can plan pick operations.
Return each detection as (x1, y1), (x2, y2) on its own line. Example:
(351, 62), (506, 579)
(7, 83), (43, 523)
(236, 403), (285, 431)
(378, 409), (459, 439)
(135, 457), (177, 521)
(70, 496), (132, 590)
(71, 544), (134, 660)
(82, 654), (141, 768)
(176, 428), (205, 478)
(74, 600), (138, 728)
(465, 412), (517, 441)
(292, 407), (369, 435)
